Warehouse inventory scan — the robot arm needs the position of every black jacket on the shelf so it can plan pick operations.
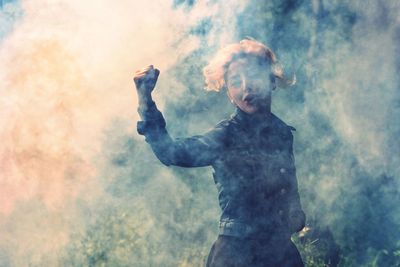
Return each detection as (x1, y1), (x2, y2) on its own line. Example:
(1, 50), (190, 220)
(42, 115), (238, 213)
(137, 100), (304, 239)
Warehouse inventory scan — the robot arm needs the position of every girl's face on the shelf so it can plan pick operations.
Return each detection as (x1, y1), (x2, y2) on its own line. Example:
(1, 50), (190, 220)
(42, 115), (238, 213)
(226, 57), (274, 114)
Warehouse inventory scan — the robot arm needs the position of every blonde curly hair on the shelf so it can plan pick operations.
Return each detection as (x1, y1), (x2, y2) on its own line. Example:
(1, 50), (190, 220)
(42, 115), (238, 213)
(203, 39), (295, 92)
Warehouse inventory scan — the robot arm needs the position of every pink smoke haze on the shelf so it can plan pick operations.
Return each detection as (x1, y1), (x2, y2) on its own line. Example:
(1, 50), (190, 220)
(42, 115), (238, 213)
(0, 0), (194, 214)
(0, 0), (244, 265)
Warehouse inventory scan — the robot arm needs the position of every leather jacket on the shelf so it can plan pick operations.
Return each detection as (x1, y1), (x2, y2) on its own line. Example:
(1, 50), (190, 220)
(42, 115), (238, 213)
(137, 100), (305, 239)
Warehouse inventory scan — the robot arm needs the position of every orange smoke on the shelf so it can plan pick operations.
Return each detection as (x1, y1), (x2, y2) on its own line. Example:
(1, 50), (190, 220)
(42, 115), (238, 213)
(0, 40), (95, 214)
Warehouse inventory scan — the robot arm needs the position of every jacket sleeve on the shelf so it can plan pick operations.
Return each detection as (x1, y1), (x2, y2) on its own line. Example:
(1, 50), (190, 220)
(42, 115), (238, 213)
(286, 129), (306, 232)
(137, 100), (225, 167)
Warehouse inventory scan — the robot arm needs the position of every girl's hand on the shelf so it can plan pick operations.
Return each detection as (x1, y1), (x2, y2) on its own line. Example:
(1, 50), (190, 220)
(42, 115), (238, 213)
(133, 65), (160, 97)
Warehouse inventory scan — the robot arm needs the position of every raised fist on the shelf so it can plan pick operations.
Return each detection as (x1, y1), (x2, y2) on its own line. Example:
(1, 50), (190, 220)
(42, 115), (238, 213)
(133, 65), (160, 96)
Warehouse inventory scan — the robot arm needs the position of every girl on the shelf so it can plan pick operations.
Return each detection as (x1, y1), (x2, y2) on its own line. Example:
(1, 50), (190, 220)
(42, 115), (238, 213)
(134, 39), (305, 267)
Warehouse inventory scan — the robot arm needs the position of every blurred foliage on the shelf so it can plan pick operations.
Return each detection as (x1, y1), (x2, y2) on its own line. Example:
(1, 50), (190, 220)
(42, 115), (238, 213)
(63, 126), (218, 266)
(293, 226), (340, 267)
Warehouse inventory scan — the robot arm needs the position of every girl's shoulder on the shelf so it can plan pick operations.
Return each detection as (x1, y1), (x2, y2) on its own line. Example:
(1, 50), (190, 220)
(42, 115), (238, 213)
(271, 113), (297, 133)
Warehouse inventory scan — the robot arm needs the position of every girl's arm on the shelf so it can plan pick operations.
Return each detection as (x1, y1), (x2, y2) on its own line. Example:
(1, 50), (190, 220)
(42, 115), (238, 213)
(134, 66), (225, 167)
(286, 130), (306, 233)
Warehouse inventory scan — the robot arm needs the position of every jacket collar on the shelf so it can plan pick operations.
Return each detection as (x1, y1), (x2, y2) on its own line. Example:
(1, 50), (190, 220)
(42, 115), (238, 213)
(232, 108), (274, 130)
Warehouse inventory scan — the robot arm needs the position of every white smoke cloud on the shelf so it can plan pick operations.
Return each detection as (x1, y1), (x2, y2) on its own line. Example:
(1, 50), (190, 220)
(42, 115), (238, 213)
(0, 0), (246, 265)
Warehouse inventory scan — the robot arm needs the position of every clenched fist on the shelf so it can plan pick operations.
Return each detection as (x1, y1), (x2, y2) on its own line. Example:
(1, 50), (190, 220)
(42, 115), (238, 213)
(134, 65), (160, 98)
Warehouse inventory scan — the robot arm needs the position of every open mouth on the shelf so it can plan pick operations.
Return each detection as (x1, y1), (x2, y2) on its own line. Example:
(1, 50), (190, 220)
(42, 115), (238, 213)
(243, 94), (259, 105)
